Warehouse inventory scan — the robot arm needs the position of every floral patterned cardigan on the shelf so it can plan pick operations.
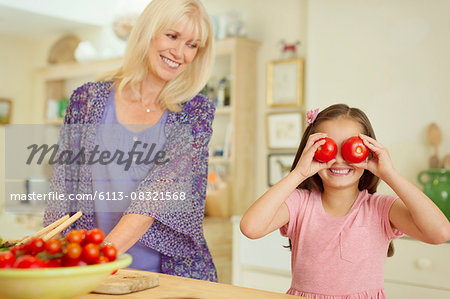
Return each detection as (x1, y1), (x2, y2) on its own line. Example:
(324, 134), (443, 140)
(43, 81), (218, 281)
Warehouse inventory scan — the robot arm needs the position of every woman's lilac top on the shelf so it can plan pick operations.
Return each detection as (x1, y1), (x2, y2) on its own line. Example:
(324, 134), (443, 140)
(43, 81), (217, 281)
(93, 88), (167, 272)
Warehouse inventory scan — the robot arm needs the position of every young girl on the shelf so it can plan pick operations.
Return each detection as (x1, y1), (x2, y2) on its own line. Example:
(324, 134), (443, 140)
(241, 104), (450, 298)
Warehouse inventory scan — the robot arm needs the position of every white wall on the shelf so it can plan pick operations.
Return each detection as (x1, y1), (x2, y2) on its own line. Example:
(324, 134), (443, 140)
(306, 0), (450, 194)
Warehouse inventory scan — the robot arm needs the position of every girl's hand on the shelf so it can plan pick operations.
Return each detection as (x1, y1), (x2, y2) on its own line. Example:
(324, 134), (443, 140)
(293, 133), (336, 179)
(353, 134), (395, 179)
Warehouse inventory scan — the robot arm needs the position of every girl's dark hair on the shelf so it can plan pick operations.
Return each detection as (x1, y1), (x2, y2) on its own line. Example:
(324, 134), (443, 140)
(285, 104), (394, 257)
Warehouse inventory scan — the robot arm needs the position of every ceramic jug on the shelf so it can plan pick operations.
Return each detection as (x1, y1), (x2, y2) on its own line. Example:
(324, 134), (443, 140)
(418, 169), (450, 220)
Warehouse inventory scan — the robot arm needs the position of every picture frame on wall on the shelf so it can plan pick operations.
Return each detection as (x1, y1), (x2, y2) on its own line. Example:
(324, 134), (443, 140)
(266, 112), (303, 149)
(267, 153), (296, 186)
(0, 98), (12, 124)
(267, 58), (303, 107)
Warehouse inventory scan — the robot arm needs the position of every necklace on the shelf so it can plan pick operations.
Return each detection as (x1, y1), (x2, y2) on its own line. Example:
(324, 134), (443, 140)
(140, 99), (153, 113)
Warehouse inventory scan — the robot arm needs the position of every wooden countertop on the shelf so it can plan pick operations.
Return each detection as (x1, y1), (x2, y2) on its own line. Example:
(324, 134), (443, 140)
(77, 273), (302, 299)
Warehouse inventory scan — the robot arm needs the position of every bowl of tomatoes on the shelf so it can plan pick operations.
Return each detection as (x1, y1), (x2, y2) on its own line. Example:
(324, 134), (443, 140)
(0, 228), (132, 299)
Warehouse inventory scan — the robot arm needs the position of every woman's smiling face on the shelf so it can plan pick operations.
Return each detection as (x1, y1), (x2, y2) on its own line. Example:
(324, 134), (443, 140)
(147, 17), (200, 84)
(316, 116), (366, 191)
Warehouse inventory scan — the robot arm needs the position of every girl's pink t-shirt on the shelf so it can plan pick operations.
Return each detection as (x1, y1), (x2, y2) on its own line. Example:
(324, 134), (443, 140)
(280, 189), (403, 298)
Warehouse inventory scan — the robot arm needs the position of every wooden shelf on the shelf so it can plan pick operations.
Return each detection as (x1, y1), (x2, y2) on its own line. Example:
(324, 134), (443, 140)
(215, 106), (232, 115)
(209, 157), (231, 164)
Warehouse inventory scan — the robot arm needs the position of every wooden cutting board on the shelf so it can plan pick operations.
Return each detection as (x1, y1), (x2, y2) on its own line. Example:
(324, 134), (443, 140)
(93, 269), (159, 294)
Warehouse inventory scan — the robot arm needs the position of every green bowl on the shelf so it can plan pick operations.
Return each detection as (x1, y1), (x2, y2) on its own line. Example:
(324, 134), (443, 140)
(0, 253), (132, 299)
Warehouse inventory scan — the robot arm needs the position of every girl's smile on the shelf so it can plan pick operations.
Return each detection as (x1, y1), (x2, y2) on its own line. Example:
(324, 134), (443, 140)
(328, 167), (352, 176)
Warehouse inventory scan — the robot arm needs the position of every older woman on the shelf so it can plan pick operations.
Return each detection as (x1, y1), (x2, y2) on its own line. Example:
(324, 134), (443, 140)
(44, 0), (217, 281)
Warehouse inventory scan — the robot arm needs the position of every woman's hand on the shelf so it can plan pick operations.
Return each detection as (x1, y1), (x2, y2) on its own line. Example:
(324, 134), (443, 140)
(353, 134), (395, 179)
(292, 133), (336, 179)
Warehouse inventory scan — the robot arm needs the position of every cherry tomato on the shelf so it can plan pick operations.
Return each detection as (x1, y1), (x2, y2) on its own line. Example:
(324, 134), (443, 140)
(341, 136), (369, 163)
(45, 239), (62, 254)
(21, 242), (32, 255)
(65, 243), (82, 259)
(66, 230), (83, 244)
(78, 229), (88, 245)
(9, 245), (25, 257)
(97, 256), (109, 264)
(46, 258), (62, 268)
(0, 252), (15, 268)
(81, 243), (100, 264)
(14, 255), (46, 268)
(62, 256), (87, 267)
(101, 244), (117, 262)
(86, 228), (104, 245)
(314, 137), (338, 162)
(29, 238), (45, 255)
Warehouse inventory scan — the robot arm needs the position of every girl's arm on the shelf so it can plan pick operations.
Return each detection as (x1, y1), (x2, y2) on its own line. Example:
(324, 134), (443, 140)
(240, 133), (334, 239)
(358, 134), (450, 244)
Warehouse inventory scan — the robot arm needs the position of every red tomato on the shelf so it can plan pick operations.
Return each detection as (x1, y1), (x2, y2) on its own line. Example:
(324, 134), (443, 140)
(66, 230), (83, 244)
(341, 136), (369, 163)
(314, 137), (338, 162)
(81, 243), (100, 264)
(9, 245), (25, 257)
(14, 255), (46, 268)
(29, 238), (45, 255)
(45, 239), (62, 254)
(101, 244), (117, 262)
(46, 258), (62, 268)
(78, 229), (88, 245)
(97, 256), (109, 264)
(0, 252), (15, 268)
(65, 243), (82, 260)
(62, 256), (88, 267)
(86, 228), (104, 245)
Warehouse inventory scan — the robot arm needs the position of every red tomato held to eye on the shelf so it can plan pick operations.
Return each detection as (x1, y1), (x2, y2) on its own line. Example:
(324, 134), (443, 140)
(86, 228), (104, 245)
(314, 138), (338, 162)
(341, 136), (369, 163)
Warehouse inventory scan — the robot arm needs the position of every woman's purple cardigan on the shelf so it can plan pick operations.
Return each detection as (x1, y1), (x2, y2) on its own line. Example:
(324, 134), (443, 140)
(43, 81), (218, 281)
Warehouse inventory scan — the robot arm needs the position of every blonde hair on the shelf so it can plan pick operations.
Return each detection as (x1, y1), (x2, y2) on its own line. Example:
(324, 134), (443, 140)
(100, 0), (214, 112)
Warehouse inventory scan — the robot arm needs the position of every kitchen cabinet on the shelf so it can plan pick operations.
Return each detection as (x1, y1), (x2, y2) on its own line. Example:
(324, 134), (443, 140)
(203, 216), (232, 284)
(384, 237), (450, 299)
(231, 216), (292, 293)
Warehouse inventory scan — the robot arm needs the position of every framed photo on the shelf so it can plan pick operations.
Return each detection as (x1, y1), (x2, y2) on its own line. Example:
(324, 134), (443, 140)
(267, 153), (296, 186)
(267, 58), (303, 107)
(266, 112), (303, 149)
(0, 98), (12, 124)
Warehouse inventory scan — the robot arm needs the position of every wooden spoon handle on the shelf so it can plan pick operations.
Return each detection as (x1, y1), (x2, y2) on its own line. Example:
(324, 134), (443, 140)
(43, 211), (83, 241)
(19, 214), (70, 244)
